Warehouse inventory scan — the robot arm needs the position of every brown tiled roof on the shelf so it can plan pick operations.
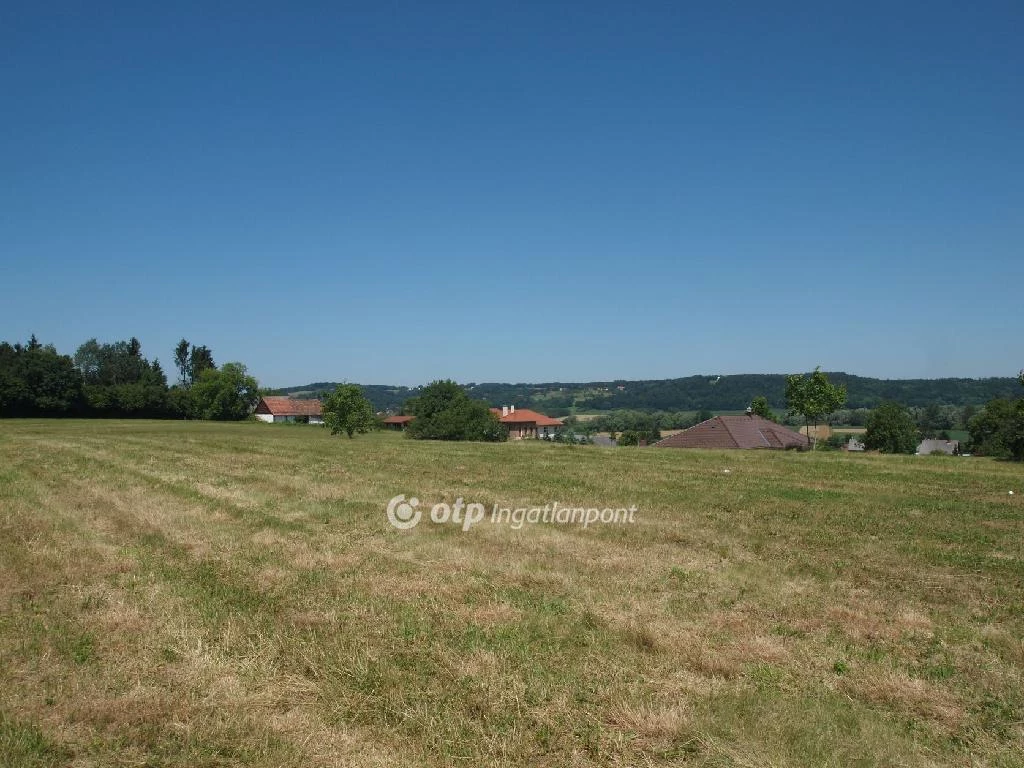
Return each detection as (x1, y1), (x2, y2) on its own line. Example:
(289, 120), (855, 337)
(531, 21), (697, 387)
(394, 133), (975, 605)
(490, 407), (564, 427)
(382, 415), (414, 424)
(256, 396), (322, 417)
(652, 414), (809, 450)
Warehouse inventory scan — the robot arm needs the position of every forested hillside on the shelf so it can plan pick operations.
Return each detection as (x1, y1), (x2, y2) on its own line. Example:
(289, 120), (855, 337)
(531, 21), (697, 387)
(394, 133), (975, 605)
(276, 373), (1020, 415)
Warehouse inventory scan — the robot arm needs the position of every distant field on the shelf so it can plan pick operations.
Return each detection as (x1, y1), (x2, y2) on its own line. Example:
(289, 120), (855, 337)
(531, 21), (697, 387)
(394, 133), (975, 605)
(1, 421), (1022, 766)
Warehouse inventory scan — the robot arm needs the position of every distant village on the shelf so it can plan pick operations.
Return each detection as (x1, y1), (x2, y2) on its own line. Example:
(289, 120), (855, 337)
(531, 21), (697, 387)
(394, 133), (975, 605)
(253, 394), (963, 456)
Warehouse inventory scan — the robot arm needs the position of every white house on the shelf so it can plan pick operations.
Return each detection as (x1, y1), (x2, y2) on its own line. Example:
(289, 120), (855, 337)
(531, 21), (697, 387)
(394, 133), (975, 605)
(255, 396), (324, 424)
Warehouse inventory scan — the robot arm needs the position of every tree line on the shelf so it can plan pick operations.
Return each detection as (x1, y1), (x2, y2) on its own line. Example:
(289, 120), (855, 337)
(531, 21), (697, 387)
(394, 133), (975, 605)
(0, 335), (259, 420)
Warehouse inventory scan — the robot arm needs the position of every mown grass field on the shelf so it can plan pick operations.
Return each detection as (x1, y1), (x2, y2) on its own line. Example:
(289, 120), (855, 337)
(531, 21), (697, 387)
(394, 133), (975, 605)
(1, 420), (1022, 767)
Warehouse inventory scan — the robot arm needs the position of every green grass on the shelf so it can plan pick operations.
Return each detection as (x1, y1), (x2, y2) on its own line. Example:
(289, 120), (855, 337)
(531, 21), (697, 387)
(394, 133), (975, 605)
(0, 420), (1022, 766)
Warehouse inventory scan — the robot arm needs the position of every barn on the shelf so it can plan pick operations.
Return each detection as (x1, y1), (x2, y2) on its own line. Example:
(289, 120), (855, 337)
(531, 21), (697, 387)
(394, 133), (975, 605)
(254, 396), (324, 424)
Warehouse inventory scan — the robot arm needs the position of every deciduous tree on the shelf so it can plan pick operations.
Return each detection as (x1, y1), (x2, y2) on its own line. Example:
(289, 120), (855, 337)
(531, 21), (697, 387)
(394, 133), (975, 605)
(190, 345), (215, 382)
(0, 337), (85, 417)
(863, 402), (919, 454)
(969, 398), (1024, 460)
(174, 339), (191, 385)
(405, 380), (507, 441)
(785, 367), (847, 449)
(190, 363), (259, 420)
(322, 384), (375, 438)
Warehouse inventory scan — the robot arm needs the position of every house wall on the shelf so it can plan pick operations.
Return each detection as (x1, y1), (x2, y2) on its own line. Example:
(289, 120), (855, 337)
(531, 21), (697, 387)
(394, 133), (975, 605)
(256, 413), (274, 423)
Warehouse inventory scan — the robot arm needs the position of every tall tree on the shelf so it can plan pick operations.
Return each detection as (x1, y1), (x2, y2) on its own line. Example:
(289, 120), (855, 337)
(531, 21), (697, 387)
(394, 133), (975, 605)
(190, 345), (215, 382)
(73, 339), (104, 384)
(322, 384), (376, 438)
(785, 367), (847, 449)
(173, 339), (191, 386)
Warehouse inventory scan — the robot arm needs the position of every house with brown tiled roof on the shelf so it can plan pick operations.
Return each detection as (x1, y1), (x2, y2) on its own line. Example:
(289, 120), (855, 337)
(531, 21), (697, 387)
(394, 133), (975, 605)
(652, 413), (808, 450)
(490, 405), (564, 440)
(382, 415), (414, 430)
(255, 396), (324, 424)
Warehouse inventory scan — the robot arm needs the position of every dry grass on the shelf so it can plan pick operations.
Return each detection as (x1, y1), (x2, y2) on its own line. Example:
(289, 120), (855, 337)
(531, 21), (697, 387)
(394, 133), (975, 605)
(0, 420), (1022, 766)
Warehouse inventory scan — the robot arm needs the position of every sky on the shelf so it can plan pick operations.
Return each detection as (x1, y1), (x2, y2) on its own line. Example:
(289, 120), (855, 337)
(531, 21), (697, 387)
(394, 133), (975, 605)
(2, 1), (1022, 387)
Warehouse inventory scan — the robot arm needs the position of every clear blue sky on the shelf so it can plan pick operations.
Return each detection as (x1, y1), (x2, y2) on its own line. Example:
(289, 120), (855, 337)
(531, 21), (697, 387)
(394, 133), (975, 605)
(2, 1), (1021, 387)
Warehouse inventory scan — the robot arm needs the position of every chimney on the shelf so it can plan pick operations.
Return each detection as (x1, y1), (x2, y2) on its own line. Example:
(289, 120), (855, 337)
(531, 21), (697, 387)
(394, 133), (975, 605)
(510, 404), (515, 413)
(502, 406), (509, 417)
(746, 407), (753, 417)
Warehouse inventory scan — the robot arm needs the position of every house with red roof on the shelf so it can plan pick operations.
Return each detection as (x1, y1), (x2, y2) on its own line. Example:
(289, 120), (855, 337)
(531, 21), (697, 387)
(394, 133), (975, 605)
(255, 396), (324, 425)
(652, 413), (808, 450)
(382, 414), (414, 430)
(490, 405), (563, 440)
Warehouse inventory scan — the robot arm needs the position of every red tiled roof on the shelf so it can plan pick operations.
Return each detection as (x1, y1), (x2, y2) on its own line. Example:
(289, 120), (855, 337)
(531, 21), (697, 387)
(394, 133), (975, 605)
(256, 396), (322, 417)
(382, 415), (414, 424)
(490, 407), (563, 427)
(652, 414), (808, 450)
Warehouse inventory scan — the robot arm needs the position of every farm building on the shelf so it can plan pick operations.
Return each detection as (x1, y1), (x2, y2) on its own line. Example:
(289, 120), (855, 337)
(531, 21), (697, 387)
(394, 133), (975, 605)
(382, 415), (414, 430)
(917, 438), (960, 455)
(255, 396), (323, 424)
(844, 437), (866, 452)
(653, 413), (809, 450)
(491, 405), (564, 440)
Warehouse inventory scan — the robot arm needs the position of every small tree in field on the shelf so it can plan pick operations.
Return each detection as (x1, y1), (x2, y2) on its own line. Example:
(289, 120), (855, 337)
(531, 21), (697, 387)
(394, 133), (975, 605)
(864, 402), (919, 454)
(323, 384), (375, 438)
(785, 367), (847, 449)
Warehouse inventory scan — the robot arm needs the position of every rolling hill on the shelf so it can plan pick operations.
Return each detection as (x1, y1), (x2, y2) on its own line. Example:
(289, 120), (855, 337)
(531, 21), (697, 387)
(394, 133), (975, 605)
(272, 373), (1020, 415)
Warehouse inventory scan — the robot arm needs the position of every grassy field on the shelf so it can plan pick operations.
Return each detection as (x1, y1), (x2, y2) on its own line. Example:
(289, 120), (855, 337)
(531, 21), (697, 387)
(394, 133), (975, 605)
(1, 420), (1022, 767)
